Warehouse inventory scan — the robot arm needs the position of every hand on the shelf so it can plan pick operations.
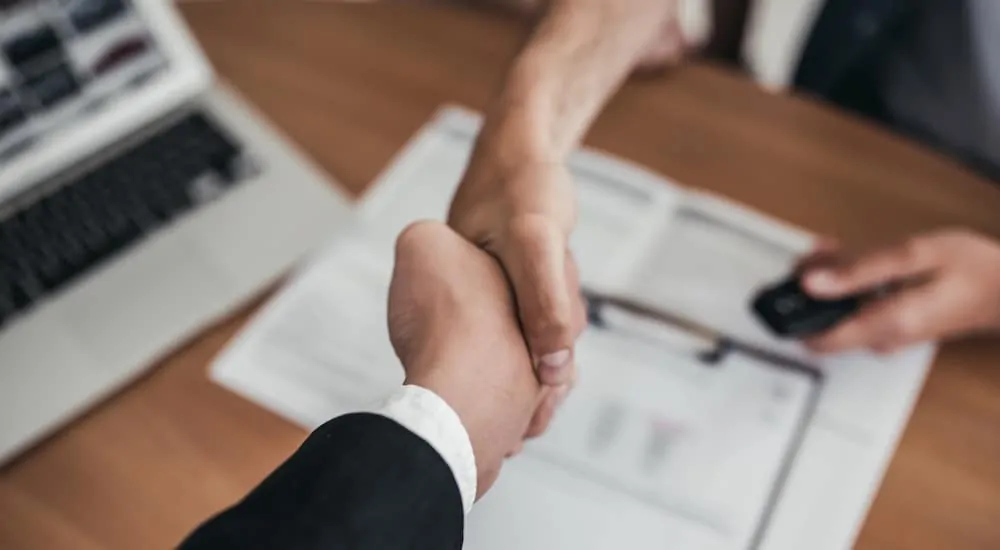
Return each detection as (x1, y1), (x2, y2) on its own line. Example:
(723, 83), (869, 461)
(799, 229), (1000, 354)
(450, 0), (683, 408)
(388, 221), (563, 497)
(449, 160), (586, 393)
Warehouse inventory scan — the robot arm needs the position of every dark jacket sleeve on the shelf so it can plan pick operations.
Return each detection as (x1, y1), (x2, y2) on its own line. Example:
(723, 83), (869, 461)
(179, 413), (465, 550)
(791, 0), (915, 121)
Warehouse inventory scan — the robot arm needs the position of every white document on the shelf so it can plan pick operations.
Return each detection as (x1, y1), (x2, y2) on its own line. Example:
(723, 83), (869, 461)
(212, 107), (936, 550)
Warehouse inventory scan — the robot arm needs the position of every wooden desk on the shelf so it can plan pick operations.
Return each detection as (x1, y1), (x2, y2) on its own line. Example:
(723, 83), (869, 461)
(2, 4), (1000, 549)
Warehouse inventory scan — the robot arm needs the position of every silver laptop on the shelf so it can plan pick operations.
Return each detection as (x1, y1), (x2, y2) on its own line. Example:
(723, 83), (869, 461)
(0, 0), (353, 463)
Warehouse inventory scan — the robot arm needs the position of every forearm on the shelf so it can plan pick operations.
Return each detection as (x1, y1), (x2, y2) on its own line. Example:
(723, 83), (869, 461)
(180, 414), (464, 550)
(471, 0), (673, 173)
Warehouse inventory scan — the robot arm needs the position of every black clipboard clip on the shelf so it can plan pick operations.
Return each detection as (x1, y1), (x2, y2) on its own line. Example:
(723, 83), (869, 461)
(583, 289), (821, 380)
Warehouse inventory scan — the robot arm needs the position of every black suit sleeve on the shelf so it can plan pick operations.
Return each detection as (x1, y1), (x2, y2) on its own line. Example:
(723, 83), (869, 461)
(179, 413), (465, 550)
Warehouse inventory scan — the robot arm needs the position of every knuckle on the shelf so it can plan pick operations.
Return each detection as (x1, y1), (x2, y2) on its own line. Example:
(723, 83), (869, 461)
(505, 214), (560, 249)
(528, 315), (574, 348)
(396, 220), (448, 252)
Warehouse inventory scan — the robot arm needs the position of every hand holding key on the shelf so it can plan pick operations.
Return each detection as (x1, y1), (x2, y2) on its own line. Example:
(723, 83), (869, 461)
(757, 230), (1000, 354)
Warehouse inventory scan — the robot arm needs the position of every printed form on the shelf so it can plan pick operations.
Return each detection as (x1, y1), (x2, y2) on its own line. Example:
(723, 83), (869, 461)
(212, 108), (936, 550)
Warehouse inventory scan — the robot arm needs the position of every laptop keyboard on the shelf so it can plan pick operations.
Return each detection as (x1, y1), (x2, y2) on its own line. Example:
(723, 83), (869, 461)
(0, 112), (248, 327)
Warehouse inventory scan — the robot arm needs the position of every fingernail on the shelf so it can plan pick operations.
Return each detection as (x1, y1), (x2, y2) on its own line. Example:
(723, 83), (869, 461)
(804, 270), (837, 292)
(537, 349), (571, 371)
(537, 350), (572, 385)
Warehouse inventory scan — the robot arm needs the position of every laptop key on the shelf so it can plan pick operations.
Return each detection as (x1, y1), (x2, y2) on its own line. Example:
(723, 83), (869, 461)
(33, 247), (66, 291)
(0, 272), (19, 326)
(9, 262), (39, 308)
(0, 89), (27, 140)
(24, 64), (81, 110)
(209, 150), (243, 184)
(79, 216), (111, 255)
(70, 0), (129, 34)
(3, 25), (61, 68)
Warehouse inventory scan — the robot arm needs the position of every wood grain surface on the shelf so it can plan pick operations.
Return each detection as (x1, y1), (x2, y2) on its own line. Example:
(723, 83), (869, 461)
(1, 3), (999, 549)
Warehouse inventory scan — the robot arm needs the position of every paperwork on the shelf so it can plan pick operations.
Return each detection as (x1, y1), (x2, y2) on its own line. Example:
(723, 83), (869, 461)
(211, 107), (937, 550)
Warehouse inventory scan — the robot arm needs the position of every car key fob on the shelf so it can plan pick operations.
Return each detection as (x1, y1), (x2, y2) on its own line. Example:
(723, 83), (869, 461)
(752, 276), (865, 338)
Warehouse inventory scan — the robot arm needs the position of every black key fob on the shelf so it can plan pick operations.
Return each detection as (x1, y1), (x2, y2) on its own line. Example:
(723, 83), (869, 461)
(752, 277), (864, 338)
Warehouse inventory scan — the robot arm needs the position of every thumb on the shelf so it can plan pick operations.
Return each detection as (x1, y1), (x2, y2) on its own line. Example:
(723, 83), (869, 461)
(802, 239), (937, 299)
(497, 215), (576, 386)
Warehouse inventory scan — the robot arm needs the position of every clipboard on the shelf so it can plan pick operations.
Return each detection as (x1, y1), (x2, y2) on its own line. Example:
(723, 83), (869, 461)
(581, 289), (825, 550)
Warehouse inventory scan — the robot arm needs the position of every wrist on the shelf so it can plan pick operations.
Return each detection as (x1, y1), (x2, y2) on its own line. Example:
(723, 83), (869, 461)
(404, 354), (539, 498)
(403, 371), (503, 497)
(464, 60), (568, 181)
(377, 384), (478, 513)
(472, 103), (560, 177)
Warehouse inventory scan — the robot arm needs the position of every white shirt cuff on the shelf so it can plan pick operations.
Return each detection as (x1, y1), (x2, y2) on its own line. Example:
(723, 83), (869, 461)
(374, 385), (477, 514)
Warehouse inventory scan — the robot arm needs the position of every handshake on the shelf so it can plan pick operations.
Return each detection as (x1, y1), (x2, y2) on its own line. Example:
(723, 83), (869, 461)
(391, 168), (1000, 504)
(179, 217), (585, 550)
(388, 220), (583, 498)
(183, 167), (1000, 550)
(393, 199), (1000, 505)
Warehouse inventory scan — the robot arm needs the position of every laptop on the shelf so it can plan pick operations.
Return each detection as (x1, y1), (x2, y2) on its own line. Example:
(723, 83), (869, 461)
(0, 0), (353, 463)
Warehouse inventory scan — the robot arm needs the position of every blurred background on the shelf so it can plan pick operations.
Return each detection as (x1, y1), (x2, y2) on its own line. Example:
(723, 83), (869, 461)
(3, 1), (1000, 549)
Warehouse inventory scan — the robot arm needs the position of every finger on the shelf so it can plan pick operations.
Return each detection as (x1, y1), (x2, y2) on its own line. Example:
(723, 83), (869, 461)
(565, 251), (588, 338)
(505, 440), (526, 459)
(806, 283), (946, 353)
(524, 384), (570, 439)
(563, 253), (586, 393)
(802, 238), (938, 299)
(525, 369), (577, 439)
(500, 215), (576, 386)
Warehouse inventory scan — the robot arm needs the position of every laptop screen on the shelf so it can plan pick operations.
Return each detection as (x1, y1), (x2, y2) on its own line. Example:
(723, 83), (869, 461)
(0, 0), (210, 202)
